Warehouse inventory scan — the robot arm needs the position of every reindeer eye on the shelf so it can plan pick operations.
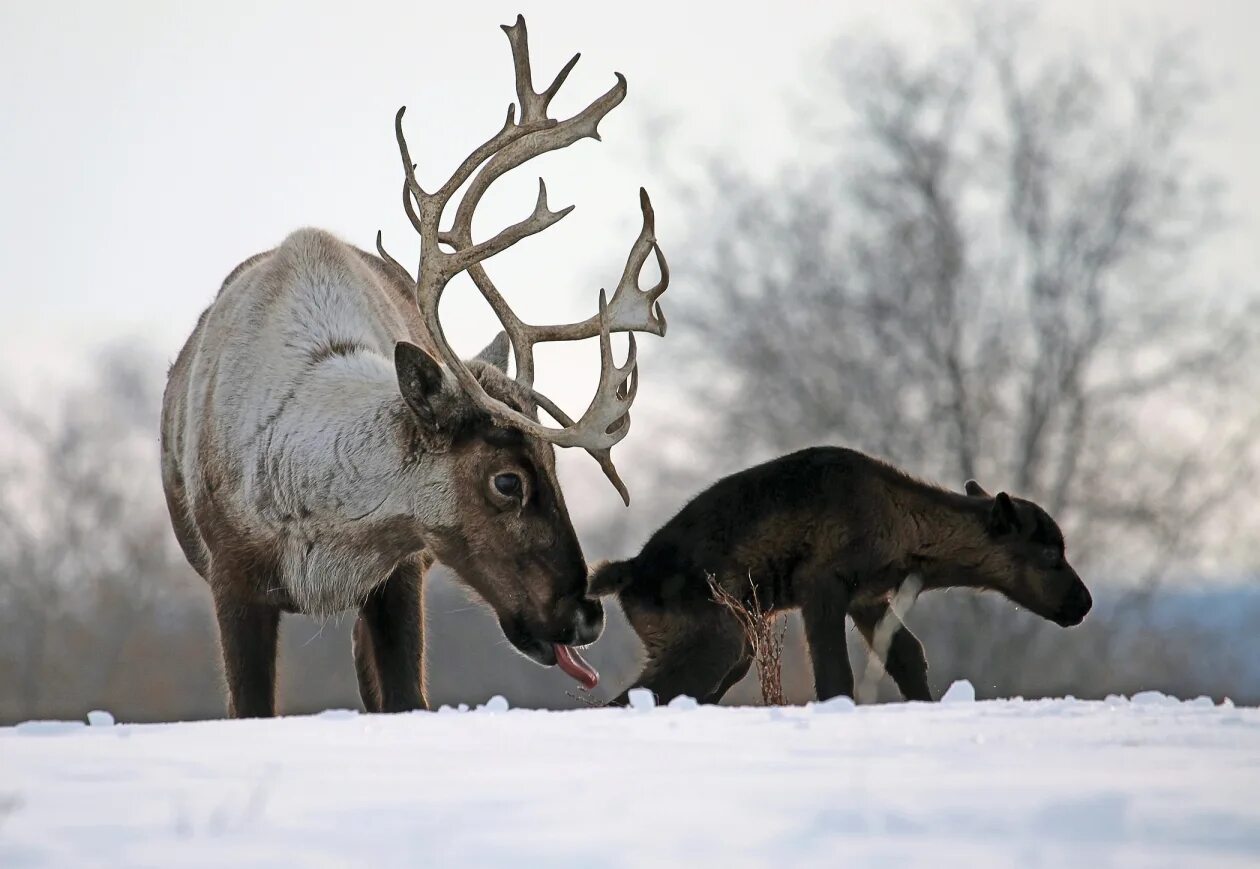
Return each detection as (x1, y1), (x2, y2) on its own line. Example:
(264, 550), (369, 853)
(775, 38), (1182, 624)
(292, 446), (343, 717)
(493, 473), (522, 498)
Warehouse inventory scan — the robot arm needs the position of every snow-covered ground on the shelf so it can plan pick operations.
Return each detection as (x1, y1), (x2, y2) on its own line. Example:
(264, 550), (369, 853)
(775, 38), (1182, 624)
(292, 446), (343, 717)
(2, 686), (1258, 868)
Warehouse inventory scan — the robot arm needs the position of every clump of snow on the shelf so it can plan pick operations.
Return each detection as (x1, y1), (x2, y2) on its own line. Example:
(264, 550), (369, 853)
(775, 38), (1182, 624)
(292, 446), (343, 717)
(809, 695), (856, 714)
(315, 709), (357, 720)
(86, 710), (115, 727)
(627, 688), (656, 710)
(942, 679), (977, 703)
(666, 695), (698, 711)
(479, 695), (509, 713)
(1131, 690), (1179, 707)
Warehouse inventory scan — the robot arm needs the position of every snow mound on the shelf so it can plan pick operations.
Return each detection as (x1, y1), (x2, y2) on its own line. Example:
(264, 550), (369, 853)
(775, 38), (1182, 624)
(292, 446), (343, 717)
(808, 695), (856, 714)
(86, 710), (115, 727)
(1130, 690), (1181, 707)
(478, 695), (510, 713)
(627, 688), (656, 710)
(941, 679), (977, 703)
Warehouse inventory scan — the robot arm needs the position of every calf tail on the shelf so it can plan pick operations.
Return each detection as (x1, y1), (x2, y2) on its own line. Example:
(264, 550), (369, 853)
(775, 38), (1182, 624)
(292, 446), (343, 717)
(587, 559), (635, 596)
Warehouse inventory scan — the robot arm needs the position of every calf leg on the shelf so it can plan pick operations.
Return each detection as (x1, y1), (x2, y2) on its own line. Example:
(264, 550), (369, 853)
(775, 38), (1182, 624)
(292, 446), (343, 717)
(705, 654), (753, 705)
(800, 576), (854, 701)
(850, 603), (931, 701)
(354, 563), (426, 713)
(213, 592), (281, 719)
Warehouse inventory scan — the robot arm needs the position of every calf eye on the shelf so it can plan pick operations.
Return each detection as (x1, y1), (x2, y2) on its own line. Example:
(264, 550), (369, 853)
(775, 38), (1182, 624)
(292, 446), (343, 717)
(493, 473), (522, 498)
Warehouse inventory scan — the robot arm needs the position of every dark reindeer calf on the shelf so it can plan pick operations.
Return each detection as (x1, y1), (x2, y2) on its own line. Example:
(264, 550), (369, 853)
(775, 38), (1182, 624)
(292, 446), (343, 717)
(589, 447), (1092, 705)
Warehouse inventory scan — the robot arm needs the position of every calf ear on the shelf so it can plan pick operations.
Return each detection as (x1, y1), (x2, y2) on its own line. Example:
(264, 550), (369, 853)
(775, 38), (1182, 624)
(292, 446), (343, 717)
(587, 560), (634, 596)
(395, 341), (447, 428)
(987, 492), (1021, 536)
(965, 479), (990, 498)
(473, 331), (510, 373)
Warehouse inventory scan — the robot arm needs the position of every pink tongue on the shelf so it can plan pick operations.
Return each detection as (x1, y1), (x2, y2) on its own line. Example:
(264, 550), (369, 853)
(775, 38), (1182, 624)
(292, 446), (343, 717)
(553, 643), (599, 690)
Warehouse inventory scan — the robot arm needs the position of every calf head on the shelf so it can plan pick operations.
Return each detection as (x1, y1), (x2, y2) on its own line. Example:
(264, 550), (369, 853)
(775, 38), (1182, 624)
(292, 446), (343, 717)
(962, 480), (1093, 627)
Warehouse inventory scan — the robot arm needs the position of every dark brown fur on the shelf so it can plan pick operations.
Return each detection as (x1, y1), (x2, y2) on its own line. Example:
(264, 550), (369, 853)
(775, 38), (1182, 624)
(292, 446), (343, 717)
(589, 447), (1092, 705)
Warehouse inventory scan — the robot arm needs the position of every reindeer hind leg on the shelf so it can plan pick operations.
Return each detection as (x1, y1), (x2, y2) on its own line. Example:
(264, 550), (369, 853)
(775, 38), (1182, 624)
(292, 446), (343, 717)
(353, 615), (383, 713)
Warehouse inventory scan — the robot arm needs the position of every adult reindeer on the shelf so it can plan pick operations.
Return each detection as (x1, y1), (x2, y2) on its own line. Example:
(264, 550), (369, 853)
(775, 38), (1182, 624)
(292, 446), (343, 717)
(160, 16), (668, 718)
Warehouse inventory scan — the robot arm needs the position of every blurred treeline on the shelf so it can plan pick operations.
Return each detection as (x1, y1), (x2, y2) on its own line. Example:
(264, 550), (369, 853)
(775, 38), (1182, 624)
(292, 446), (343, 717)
(2, 8), (1258, 723)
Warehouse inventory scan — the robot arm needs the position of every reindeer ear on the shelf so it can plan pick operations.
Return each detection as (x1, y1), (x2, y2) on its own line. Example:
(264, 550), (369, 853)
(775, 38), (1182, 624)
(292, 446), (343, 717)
(395, 341), (447, 427)
(965, 479), (990, 498)
(473, 331), (510, 373)
(987, 492), (1021, 536)
(587, 559), (634, 596)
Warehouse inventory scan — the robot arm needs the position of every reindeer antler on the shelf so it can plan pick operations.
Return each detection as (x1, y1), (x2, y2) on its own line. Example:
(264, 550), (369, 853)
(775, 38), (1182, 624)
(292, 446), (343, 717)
(377, 15), (668, 505)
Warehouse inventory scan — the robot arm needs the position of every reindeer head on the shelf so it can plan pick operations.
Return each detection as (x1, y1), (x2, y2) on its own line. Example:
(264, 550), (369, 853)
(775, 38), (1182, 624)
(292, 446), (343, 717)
(962, 480), (1093, 627)
(378, 16), (669, 684)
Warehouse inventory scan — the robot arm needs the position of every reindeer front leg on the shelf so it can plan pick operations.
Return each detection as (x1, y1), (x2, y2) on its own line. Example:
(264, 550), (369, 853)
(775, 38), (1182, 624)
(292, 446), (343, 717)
(850, 602), (931, 701)
(800, 575), (854, 701)
(213, 587), (281, 719)
(353, 561), (427, 713)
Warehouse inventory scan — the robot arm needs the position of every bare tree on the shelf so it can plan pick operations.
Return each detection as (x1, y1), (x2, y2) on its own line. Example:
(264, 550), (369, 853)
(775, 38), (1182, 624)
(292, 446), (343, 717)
(633, 9), (1260, 697)
(0, 345), (216, 720)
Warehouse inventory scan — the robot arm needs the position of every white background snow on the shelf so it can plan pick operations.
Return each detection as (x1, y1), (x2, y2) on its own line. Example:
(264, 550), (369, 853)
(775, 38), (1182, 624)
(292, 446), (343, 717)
(2, 685), (1257, 867)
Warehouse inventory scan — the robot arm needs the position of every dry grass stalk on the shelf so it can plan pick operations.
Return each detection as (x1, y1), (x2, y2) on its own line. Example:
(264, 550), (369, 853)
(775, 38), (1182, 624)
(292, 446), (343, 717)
(565, 690), (606, 708)
(707, 574), (788, 706)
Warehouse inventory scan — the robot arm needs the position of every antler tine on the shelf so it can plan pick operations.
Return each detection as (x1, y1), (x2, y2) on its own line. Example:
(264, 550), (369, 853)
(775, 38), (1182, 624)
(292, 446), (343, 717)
(526, 390), (631, 506)
(522, 291), (639, 504)
(647, 242), (669, 333)
(444, 178), (574, 276)
(574, 289), (639, 446)
(413, 232), (641, 460)
(542, 54), (582, 114)
(502, 15), (539, 123)
(401, 176), (422, 238)
(445, 73), (626, 250)
(607, 188), (669, 335)
(502, 14), (583, 125)
(393, 108), (427, 209)
(375, 230), (414, 287)
(518, 188), (670, 346)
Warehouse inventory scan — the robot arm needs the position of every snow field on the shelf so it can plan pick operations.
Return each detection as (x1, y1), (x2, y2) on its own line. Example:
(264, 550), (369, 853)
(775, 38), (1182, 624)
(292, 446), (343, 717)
(1, 685), (1257, 868)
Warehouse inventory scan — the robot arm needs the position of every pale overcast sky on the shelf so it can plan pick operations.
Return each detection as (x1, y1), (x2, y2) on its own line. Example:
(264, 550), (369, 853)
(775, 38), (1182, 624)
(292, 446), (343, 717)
(2, 0), (1258, 508)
